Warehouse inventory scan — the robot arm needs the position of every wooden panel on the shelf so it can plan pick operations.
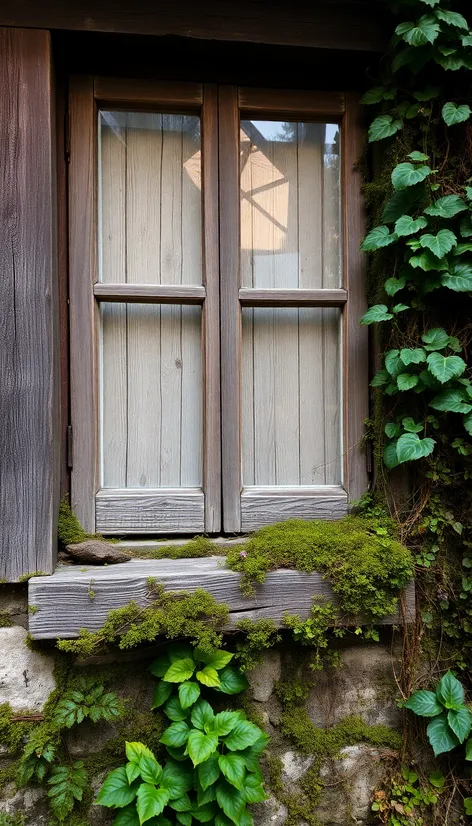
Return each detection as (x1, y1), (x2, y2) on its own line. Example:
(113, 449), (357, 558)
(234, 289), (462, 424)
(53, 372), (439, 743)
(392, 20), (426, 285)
(239, 89), (345, 117)
(343, 94), (368, 500)
(241, 487), (348, 530)
(0, 28), (59, 580)
(219, 86), (241, 531)
(69, 76), (98, 532)
(95, 489), (204, 533)
(95, 77), (202, 108)
(28, 560), (415, 640)
(94, 284), (206, 303)
(239, 289), (347, 306)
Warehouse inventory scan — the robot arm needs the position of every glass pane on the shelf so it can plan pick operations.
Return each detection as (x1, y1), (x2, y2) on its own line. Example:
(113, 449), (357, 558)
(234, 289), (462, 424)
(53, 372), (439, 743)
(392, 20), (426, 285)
(240, 120), (341, 288)
(98, 112), (202, 285)
(242, 307), (342, 486)
(100, 303), (202, 488)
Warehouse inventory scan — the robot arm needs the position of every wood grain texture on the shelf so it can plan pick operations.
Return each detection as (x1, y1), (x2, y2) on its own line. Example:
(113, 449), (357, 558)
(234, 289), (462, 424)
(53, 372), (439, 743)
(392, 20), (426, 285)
(239, 88), (345, 116)
(219, 86), (241, 532)
(241, 487), (348, 530)
(94, 77), (202, 108)
(69, 76), (98, 532)
(94, 284), (206, 303)
(0, 1), (388, 52)
(342, 94), (368, 500)
(239, 289), (347, 306)
(95, 489), (204, 532)
(28, 559), (415, 640)
(0, 28), (59, 581)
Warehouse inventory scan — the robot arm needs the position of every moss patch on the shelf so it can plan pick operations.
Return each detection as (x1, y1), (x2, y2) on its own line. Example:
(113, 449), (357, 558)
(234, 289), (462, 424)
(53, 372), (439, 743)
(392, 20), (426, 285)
(280, 708), (401, 754)
(234, 619), (282, 671)
(126, 535), (221, 560)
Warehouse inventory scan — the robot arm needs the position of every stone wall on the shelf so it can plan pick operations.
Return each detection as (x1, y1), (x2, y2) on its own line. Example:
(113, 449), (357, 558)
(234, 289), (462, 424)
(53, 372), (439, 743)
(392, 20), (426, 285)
(0, 586), (402, 826)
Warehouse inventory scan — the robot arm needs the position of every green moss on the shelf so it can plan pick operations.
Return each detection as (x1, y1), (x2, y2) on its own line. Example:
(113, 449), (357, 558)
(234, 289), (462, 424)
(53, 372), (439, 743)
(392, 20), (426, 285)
(0, 612), (13, 627)
(57, 494), (105, 547)
(127, 535), (221, 560)
(226, 517), (413, 621)
(234, 619), (281, 671)
(280, 708), (401, 755)
(275, 676), (311, 707)
(0, 703), (37, 755)
(17, 571), (47, 582)
(0, 814), (26, 826)
(56, 584), (229, 658)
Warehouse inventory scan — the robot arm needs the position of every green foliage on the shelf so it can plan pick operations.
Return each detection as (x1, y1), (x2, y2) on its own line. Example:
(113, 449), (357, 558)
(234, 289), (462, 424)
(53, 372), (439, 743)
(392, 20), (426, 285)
(280, 707), (401, 755)
(233, 619), (281, 672)
(282, 599), (342, 671)
(96, 643), (268, 826)
(371, 767), (444, 825)
(404, 670), (472, 757)
(0, 815), (26, 826)
(127, 536), (219, 561)
(48, 761), (88, 821)
(57, 495), (94, 546)
(52, 676), (123, 728)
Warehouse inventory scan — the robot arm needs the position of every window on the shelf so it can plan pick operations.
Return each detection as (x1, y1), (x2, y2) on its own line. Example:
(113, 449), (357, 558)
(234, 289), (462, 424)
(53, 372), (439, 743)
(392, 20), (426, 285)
(68, 79), (367, 535)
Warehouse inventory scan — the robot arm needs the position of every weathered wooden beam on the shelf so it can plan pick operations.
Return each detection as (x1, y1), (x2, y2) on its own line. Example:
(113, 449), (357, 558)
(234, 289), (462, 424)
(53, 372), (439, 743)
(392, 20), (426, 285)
(0, 28), (59, 581)
(28, 559), (415, 639)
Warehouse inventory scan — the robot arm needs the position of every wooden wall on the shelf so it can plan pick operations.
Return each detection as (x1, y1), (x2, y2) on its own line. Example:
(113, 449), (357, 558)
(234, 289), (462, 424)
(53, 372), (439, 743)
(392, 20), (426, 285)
(0, 29), (59, 581)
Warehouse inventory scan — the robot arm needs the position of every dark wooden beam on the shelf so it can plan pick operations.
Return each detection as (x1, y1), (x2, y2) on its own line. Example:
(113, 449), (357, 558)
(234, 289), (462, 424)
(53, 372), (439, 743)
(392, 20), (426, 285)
(0, 28), (59, 581)
(0, 1), (388, 52)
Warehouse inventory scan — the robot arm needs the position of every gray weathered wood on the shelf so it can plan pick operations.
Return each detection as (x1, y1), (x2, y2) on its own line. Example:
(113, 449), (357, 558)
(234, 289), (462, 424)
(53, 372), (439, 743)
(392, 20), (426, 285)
(95, 489), (204, 533)
(0, 28), (59, 581)
(28, 558), (416, 640)
(238, 289), (347, 307)
(94, 284), (206, 303)
(241, 487), (348, 531)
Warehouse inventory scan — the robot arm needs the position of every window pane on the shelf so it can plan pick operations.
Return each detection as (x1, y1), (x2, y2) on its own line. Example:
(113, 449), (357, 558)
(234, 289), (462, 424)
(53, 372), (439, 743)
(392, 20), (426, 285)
(100, 303), (202, 488)
(98, 112), (202, 285)
(240, 120), (341, 288)
(242, 307), (342, 486)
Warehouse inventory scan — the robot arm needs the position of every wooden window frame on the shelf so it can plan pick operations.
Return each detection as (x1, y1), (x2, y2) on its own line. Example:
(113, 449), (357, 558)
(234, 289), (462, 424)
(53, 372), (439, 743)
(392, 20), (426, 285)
(69, 77), (221, 534)
(219, 87), (368, 531)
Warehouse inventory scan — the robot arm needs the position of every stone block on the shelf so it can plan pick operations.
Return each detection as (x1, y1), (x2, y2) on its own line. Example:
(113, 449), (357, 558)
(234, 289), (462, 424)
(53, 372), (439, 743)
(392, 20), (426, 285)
(248, 651), (282, 703)
(0, 627), (55, 711)
(66, 720), (118, 757)
(281, 750), (314, 783)
(253, 795), (288, 826)
(316, 744), (389, 824)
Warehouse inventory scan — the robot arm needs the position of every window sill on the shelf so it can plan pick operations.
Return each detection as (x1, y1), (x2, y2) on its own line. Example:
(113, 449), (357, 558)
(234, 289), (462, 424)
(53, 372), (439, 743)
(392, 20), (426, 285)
(28, 558), (415, 640)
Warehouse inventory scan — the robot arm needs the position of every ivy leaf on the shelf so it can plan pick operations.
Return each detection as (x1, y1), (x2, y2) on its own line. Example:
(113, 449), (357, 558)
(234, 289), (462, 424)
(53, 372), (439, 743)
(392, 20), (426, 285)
(126, 744), (157, 766)
(397, 373), (419, 391)
(152, 682), (173, 710)
(447, 708), (472, 743)
(169, 794), (193, 812)
(385, 276), (406, 296)
(402, 417), (424, 433)
(198, 755), (221, 791)
(96, 766), (138, 808)
(113, 805), (141, 826)
(383, 186), (425, 223)
(464, 413), (472, 435)
(460, 216), (472, 238)
(400, 348), (426, 366)
(462, 34), (472, 47)
(383, 441), (400, 469)
(392, 162), (431, 191)
(224, 721), (263, 751)
(177, 813), (192, 826)
(466, 738), (472, 760)
(213, 711), (244, 737)
(163, 659), (196, 684)
(178, 682), (201, 710)
(435, 9), (468, 30)
(159, 722), (190, 748)
(187, 731), (219, 767)
(385, 349), (403, 378)
(215, 781), (247, 825)
(360, 305), (393, 325)
(196, 667), (221, 688)
(435, 53), (467, 71)
(192, 805), (217, 823)
(164, 697), (190, 722)
(361, 226), (397, 251)
(409, 250), (445, 271)
(396, 16), (440, 46)
(126, 763), (141, 785)
(422, 328), (450, 350)
(427, 714), (460, 756)
(385, 422), (401, 439)
(393, 303), (409, 314)
(161, 761), (193, 799)
(420, 229), (457, 257)
(408, 150), (430, 162)
(218, 755), (247, 790)
(138, 755), (163, 786)
(396, 433), (435, 463)
(136, 785), (169, 825)
(425, 195), (468, 218)
(198, 649), (234, 671)
(426, 353), (466, 383)
(168, 644), (195, 663)
(217, 667), (249, 695)
(149, 655), (171, 679)
(436, 671), (465, 709)
(442, 102), (472, 126)
(368, 115), (402, 143)
(241, 774), (267, 804)
(395, 215), (428, 236)
(429, 389), (472, 414)
(191, 700), (215, 731)
(371, 369), (390, 387)
(197, 786), (217, 807)
(441, 261), (472, 292)
(360, 86), (387, 104)
(413, 85), (440, 99)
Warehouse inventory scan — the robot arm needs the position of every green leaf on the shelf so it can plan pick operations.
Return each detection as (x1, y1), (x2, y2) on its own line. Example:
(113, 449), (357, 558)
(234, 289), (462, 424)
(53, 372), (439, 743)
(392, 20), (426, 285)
(425, 195), (468, 218)
(113, 805), (141, 826)
(466, 738), (472, 760)
(139, 755), (163, 786)
(396, 15), (439, 46)
(394, 215), (428, 236)
(218, 755), (247, 790)
(213, 711), (244, 737)
(409, 250), (445, 271)
(360, 305), (393, 325)
(460, 217), (472, 238)
(404, 690), (443, 717)
(383, 441), (400, 469)
(420, 229), (457, 258)
(361, 226), (397, 251)
(161, 761), (193, 800)
(464, 412), (472, 435)
(435, 53), (466, 71)
(385, 422), (400, 439)
(396, 433), (435, 463)
(163, 659), (196, 684)
(442, 102), (472, 126)
(159, 722), (190, 748)
(126, 744), (157, 766)
(435, 9), (468, 29)
(402, 417), (424, 433)
(178, 682), (201, 710)
(409, 150), (430, 162)
(385, 277), (406, 296)
(149, 655), (171, 679)
(426, 353), (466, 383)
(392, 162), (431, 191)
(224, 721), (263, 752)
(429, 771), (445, 789)
(152, 682), (173, 710)
(198, 786), (217, 806)
(385, 349), (403, 378)
(168, 643), (195, 662)
(201, 650), (234, 671)
(187, 731), (219, 767)
(413, 84), (440, 100)
(441, 261), (472, 292)
(436, 671), (465, 709)
(447, 708), (472, 743)
(177, 813), (192, 826)
(360, 86), (386, 104)
(241, 774), (267, 804)
(397, 373), (419, 391)
(371, 369), (389, 387)
(430, 389), (472, 414)
(169, 794), (193, 812)
(465, 798), (472, 816)
(427, 714), (460, 756)
(383, 186), (425, 223)
(400, 348), (426, 366)
(198, 755), (221, 790)
(216, 781), (247, 825)
(368, 115), (402, 143)
(196, 667), (221, 688)
(393, 303), (409, 314)
(126, 763), (141, 785)
(164, 697), (189, 722)
(192, 805), (217, 822)
(96, 767), (138, 808)
(217, 667), (249, 695)
(191, 699), (215, 731)
(136, 785), (169, 825)
(422, 328), (450, 350)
